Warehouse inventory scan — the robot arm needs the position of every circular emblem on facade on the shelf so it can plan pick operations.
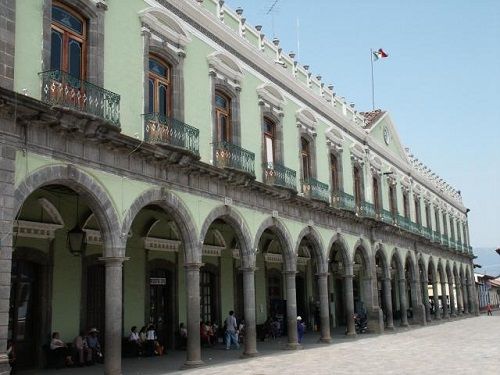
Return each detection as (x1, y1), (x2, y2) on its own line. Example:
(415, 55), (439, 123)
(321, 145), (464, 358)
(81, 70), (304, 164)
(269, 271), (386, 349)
(383, 126), (392, 145)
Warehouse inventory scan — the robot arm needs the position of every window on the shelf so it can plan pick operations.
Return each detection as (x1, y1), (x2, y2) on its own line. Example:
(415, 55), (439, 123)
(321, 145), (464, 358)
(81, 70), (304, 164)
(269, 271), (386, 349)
(442, 213), (448, 236)
(331, 154), (340, 192)
(301, 137), (312, 180)
(263, 117), (275, 164)
(402, 191), (410, 219)
(389, 184), (397, 216)
(51, 3), (86, 79)
(215, 91), (231, 142)
(434, 208), (441, 233)
(425, 204), (432, 228)
(353, 165), (362, 207)
(449, 218), (455, 240)
(457, 222), (462, 244)
(414, 197), (421, 225)
(373, 177), (380, 213)
(200, 269), (216, 324)
(148, 56), (171, 117)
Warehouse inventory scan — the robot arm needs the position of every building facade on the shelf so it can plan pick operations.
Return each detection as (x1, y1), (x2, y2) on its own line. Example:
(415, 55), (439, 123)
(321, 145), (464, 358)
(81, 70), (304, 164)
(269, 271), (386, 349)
(0, 0), (478, 374)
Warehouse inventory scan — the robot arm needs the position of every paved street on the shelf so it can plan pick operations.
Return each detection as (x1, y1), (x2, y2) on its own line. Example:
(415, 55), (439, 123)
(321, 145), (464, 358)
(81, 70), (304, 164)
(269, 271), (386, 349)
(22, 314), (500, 375)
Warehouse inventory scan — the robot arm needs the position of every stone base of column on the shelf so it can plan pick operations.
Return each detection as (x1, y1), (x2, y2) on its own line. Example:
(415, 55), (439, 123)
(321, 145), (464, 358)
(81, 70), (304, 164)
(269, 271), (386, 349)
(345, 331), (357, 338)
(413, 304), (426, 326)
(400, 322), (410, 328)
(181, 360), (205, 369)
(241, 350), (259, 358)
(367, 307), (384, 334)
(284, 343), (303, 350)
(384, 325), (396, 332)
(318, 336), (332, 343)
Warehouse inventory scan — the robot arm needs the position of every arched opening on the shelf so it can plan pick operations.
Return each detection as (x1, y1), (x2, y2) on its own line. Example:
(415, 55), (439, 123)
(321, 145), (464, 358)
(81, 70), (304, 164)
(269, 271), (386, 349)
(328, 240), (349, 330)
(374, 249), (389, 327)
(352, 246), (369, 319)
(390, 251), (406, 325)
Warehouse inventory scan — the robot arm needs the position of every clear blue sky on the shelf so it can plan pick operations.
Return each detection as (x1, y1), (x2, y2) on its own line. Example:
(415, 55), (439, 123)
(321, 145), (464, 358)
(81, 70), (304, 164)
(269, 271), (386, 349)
(226, 0), (500, 249)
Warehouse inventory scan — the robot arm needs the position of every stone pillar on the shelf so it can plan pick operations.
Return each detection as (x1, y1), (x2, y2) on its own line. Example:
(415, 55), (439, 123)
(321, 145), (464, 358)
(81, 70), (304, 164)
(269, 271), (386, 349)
(398, 278), (409, 327)
(284, 271), (300, 349)
(317, 273), (331, 343)
(462, 282), (469, 314)
(344, 275), (356, 336)
(241, 267), (258, 356)
(441, 282), (450, 319)
(411, 280), (426, 325)
(449, 277), (456, 317)
(0, 143), (15, 374)
(466, 282), (475, 316)
(455, 280), (463, 315)
(100, 256), (127, 375)
(383, 278), (394, 330)
(421, 279), (432, 322)
(432, 282), (441, 320)
(184, 263), (204, 367)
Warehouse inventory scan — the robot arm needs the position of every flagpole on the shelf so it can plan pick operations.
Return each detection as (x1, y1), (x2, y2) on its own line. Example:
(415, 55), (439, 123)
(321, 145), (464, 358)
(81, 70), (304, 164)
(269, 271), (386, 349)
(370, 48), (375, 110)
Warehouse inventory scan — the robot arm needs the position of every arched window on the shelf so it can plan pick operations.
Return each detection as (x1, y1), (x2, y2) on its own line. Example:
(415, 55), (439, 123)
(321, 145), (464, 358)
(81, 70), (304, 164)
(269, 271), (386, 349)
(442, 213), (448, 236)
(215, 91), (231, 142)
(301, 137), (311, 180)
(449, 217), (455, 240)
(51, 3), (86, 79)
(353, 165), (362, 207)
(148, 56), (171, 117)
(331, 154), (339, 192)
(372, 176), (380, 213)
(425, 203), (432, 228)
(263, 117), (275, 165)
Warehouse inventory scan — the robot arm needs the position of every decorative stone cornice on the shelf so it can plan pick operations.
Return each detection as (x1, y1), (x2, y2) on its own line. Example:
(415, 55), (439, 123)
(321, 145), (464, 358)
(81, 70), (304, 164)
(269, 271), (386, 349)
(264, 252), (283, 264)
(13, 220), (63, 240)
(144, 237), (181, 252)
(202, 244), (225, 257)
(139, 6), (191, 48)
(207, 51), (243, 88)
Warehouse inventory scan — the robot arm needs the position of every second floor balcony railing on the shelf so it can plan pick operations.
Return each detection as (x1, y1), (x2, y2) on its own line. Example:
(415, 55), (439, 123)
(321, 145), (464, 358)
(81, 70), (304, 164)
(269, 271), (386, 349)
(360, 201), (376, 219)
(396, 215), (412, 232)
(432, 230), (440, 243)
(213, 141), (255, 176)
(332, 191), (356, 212)
(39, 70), (120, 126)
(441, 234), (449, 247)
(262, 162), (297, 191)
(143, 113), (199, 155)
(302, 178), (329, 203)
(421, 226), (432, 240)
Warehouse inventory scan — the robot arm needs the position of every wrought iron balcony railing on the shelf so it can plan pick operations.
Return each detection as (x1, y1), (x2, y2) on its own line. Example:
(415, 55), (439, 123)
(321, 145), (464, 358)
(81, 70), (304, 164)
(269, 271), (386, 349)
(360, 201), (376, 219)
(262, 162), (297, 191)
(332, 191), (356, 212)
(39, 70), (120, 126)
(421, 226), (432, 239)
(441, 235), (449, 247)
(432, 230), (440, 243)
(213, 141), (255, 176)
(302, 178), (329, 203)
(143, 113), (199, 155)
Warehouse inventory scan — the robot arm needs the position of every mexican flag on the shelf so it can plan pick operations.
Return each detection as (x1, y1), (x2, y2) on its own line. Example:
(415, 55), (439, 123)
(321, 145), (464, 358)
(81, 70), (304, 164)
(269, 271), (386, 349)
(373, 48), (389, 61)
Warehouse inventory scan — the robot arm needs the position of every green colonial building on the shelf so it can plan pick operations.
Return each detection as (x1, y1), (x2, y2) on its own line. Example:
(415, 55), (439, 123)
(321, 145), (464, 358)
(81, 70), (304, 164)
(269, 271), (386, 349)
(0, 0), (478, 374)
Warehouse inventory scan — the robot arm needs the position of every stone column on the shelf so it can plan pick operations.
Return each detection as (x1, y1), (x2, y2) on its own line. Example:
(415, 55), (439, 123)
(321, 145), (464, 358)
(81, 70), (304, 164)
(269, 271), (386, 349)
(284, 271), (300, 349)
(100, 256), (128, 375)
(449, 277), (457, 317)
(462, 282), (469, 314)
(411, 280), (426, 325)
(317, 273), (331, 343)
(184, 263), (204, 367)
(455, 280), (463, 315)
(466, 282), (475, 316)
(383, 278), (394, 330)
(398, 278), (409, 327)
(432, 282), (441, 320)
(441, 281), (450, 319)
(421, 279), (432, 322)
(344, 274), (356, 336)
(241, 267), (258, 356)
(0, 143), (15, 374)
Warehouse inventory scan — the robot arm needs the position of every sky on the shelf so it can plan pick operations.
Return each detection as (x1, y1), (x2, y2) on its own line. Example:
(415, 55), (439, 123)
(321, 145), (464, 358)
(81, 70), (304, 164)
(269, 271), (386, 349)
(226, 0), (500, 250)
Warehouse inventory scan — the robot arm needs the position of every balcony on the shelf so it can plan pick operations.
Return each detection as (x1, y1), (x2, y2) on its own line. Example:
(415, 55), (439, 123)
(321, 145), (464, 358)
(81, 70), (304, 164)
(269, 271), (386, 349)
(302, 178), (329, 203)
(395, 215), (412, 232)
(262, 162), (297, 191)
(360, 201), (376, 219)
(39, 70), (120, 126)
(332, 191), (356, 212)
(143, 113), (200, 155)
(432, 230), (440, 243)
(213, 141), (255, 176)
(441, 235), (449, 247)
(381, 209), (394, 224)
(421, 226), (432, 240)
